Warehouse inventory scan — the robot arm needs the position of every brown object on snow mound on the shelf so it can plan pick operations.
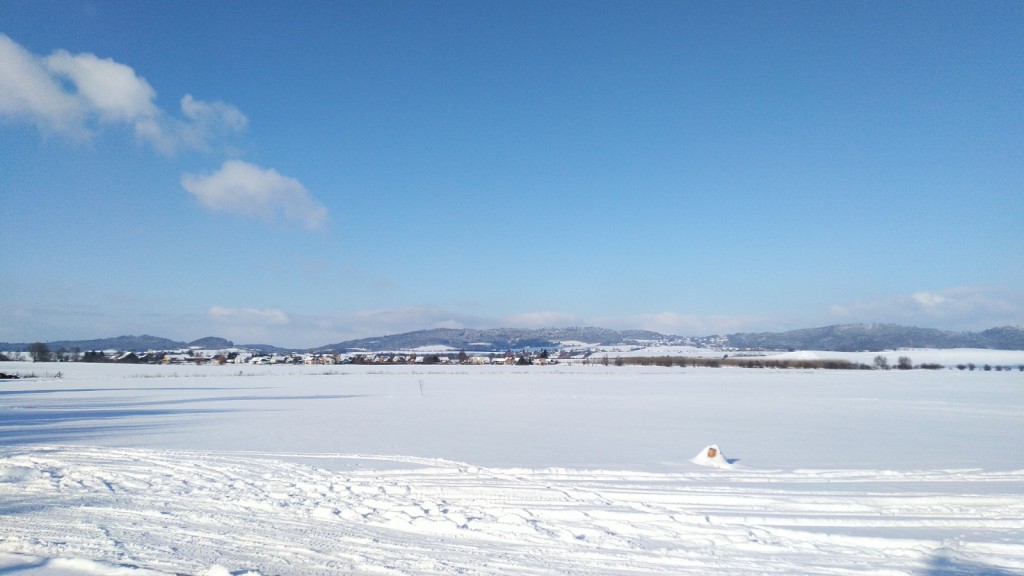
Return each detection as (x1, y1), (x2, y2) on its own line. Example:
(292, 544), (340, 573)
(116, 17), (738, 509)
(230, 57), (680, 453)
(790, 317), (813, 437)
(691, 444), (736, 469)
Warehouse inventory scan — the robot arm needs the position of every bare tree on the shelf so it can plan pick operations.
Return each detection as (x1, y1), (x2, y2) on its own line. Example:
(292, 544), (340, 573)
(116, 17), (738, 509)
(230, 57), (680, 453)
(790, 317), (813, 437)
(28, 342), (52, 362)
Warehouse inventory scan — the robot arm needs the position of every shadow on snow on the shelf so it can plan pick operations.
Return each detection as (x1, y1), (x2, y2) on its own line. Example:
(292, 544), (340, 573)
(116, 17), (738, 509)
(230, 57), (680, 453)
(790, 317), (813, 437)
(921, 549), (1020, 576)
(0, 392), (369, 445)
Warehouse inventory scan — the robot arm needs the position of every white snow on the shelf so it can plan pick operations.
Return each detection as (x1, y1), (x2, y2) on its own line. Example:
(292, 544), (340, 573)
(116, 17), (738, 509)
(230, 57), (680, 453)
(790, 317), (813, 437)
(614, 345), (726, 358)
(765, 348), (1024, 367)
(408, 345), (458, 353)
(1, 360), (1022, 575)
(552, 340), (593, 347)
(691, 444), (738, 469)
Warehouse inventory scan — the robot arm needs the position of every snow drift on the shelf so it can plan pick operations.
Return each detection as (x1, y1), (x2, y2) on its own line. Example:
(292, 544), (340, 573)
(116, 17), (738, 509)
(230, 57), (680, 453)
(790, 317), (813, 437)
(1, 362), (1022, 575)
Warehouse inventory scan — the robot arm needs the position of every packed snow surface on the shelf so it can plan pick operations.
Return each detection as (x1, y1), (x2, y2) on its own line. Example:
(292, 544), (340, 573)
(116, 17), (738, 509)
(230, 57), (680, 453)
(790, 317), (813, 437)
(2, 360), (1022, 575)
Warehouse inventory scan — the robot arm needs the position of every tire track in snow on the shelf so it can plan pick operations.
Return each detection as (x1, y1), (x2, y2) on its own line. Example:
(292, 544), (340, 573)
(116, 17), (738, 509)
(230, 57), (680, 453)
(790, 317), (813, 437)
(1, 446), (1023, 575)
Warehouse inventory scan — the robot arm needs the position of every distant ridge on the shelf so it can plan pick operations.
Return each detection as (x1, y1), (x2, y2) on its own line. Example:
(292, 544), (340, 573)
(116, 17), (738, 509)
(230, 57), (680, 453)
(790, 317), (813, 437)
(33, 335), (187, 353)
(188, 336), (235, 349)
(315, 324), (1023, 353)
(724, 324), (1024, 352)
(0, 335), (277, 354)
(2, 324), (1022, 354)
(313, 327), (695, 354)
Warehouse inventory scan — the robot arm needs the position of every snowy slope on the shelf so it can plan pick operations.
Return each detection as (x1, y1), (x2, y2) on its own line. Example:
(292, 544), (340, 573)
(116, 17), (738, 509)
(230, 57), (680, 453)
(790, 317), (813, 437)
(764, 348), (1024, 367)
(2, 362), (1023, 575)
(3, 445), (1023, 575)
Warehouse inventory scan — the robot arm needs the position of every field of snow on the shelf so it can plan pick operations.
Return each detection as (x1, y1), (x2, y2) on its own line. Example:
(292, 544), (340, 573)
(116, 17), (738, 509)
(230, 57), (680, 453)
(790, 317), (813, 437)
(2, 358), (1022, 575)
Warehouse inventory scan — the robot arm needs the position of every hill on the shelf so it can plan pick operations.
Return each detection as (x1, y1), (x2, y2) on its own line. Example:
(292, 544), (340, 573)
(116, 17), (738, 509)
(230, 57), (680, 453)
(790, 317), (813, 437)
(187, 336), (235, 349)
(0, 335), (286, 354)
(39, 335), (186, 352)
(313, 327), (701, 353)
(723, 324), (1024, 352)
(2, 324), (1021, 355)
(319, 324), (1024, 353)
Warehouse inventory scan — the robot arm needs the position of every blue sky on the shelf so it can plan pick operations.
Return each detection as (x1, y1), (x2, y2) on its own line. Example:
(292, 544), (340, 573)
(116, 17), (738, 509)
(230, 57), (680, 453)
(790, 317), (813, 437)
(2, 1), (1022, 347)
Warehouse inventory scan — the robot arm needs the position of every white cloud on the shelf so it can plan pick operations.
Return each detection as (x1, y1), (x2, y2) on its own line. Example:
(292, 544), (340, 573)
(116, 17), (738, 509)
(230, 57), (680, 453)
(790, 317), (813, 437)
(314, 308), (624, 344)
(181, 94), (247, 130)
(159, 94), (248, 153)
(595, 312), (779, 336)
(182, 160), (329, 230)
(1, 35), (314, 234)
(203, 306), (296, 347)
(504, 311), (580, 328)
(0, 33), (245, 153)
(196, 306), (487, 349)
(829, 286), (1023, 331)
(0, 34), (83, 134)
(320, 308), (790, 341)
(314, 308), (798, 342)
(349, 306), (480, 333)
(911, 291), (949, 308)
(208, 306), (290, 326)
(44, 49), (158, 122)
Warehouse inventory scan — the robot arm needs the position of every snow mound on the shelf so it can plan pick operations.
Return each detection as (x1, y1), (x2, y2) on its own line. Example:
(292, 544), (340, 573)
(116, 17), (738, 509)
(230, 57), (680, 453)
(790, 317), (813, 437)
(204, 567), (233, 576)
(205, 566), (262, 576)
(409, 345), (456, 353)
(691, 444), (737, 469)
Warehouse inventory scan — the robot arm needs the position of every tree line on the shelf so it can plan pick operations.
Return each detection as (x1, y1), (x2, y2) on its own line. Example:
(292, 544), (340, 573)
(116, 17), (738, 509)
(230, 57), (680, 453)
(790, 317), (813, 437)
(0, 342), (83, 363)
(596, 355), (1022, 371)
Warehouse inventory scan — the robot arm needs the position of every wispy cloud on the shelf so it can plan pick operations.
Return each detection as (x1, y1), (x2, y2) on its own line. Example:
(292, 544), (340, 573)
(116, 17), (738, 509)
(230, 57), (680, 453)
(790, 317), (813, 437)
(205, 306), (494, 348)
(45, 48), (159, 123)
(0, 33), (245, 153)
(195, 306), (292, 346)
(309, 308), (787, 342)
(208, 306), (291, 326)
(182, 160), (329, 231)
(829, 286), (1023, 330)
(504, 311), (580, 328)
(347, 306), (484, 334)
(594, 312), (780, 336)
(138, 94), (248, 154)
(1, 33), (324, 232)
(0, 34), (85, 134)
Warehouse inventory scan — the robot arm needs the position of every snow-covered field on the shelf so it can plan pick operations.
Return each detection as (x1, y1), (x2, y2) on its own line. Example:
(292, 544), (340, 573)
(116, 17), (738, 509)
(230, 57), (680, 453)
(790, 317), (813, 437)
(2, 357), (1022, 575)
